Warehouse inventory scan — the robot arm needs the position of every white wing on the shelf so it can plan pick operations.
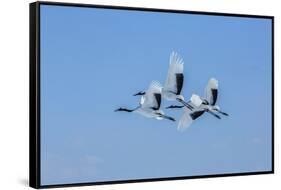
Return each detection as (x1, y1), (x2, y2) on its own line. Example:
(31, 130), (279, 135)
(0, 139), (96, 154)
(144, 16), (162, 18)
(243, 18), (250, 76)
(205, 78), (218, 106)
(190, 94), (203, 107)
(141, 81), (162, 110)
(177, 107), (193, 131)
(177, 105), (206, 131)
(164, 51), (184, 95)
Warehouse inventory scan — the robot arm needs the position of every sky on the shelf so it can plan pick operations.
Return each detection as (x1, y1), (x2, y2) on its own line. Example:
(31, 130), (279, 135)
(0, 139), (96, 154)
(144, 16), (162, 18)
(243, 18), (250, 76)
(40, 4), (272, 185)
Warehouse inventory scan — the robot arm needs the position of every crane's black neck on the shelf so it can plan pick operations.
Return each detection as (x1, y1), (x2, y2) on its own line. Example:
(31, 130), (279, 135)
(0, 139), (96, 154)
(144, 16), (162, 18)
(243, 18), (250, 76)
(115, 106), (140, 112)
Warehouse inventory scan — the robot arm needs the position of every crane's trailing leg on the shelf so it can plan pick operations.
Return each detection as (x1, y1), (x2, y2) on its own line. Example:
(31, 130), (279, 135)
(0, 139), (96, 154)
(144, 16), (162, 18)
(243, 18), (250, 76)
(217, 110), (228, 116)
(212, 107), (229, 116)
(156, 113), (176, 122)
(206, 110), (221, 119)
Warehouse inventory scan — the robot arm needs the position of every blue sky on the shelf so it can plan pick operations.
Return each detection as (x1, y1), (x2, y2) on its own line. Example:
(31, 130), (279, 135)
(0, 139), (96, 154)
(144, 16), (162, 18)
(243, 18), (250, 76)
(40, 5), (272, 185)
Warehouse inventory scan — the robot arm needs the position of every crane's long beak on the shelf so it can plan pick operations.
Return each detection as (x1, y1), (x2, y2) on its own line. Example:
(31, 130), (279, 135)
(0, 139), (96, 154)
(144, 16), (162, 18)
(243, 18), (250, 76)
(114, 107), (135, 112)
(133, 91), (145, 96)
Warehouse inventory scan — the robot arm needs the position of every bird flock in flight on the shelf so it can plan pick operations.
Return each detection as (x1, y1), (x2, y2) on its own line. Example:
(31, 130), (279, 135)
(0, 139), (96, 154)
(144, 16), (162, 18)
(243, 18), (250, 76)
(115, 52), (228, 131)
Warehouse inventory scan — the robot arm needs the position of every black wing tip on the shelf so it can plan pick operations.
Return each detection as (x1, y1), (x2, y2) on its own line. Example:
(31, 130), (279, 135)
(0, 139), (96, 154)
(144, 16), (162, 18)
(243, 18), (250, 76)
(154, 93), (162, 110)
(176, 73), (184, 95)
(190, 110), (206, 120)
(211, 88), (218, 106)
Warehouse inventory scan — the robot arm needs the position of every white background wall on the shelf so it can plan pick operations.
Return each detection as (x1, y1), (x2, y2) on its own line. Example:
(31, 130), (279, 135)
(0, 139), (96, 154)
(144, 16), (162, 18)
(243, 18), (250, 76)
(0, 0), (279, 189)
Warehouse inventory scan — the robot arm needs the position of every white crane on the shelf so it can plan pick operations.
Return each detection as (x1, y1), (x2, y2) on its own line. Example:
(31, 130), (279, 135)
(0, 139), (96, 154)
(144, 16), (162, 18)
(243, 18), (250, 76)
(134, 51), (193, 110)
(167, 78), (228, 130)
(115, 81), (176, 121)
(202, 78), (228, 116)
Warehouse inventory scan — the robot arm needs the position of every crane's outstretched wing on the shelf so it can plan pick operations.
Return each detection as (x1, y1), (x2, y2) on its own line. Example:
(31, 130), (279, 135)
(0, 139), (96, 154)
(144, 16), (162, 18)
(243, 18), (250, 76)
(178, 106), (205, 131)
(164, 52), (184, 95)
(141, 81), (162, 110)
(178, 107), (193, 131)
(205, 78), (218, 106)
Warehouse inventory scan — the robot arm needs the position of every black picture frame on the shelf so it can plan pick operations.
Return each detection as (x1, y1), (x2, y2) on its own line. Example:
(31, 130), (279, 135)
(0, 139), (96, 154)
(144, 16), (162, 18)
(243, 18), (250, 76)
(29, 1), (274, 189)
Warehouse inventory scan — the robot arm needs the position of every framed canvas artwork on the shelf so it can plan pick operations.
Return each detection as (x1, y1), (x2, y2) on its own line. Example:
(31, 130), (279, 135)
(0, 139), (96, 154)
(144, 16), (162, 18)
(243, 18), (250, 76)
(30, 1), (274, 188)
